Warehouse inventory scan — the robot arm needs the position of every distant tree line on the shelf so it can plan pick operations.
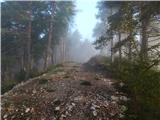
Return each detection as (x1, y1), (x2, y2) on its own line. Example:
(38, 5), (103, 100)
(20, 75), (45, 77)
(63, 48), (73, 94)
(68, 30), (98, 63)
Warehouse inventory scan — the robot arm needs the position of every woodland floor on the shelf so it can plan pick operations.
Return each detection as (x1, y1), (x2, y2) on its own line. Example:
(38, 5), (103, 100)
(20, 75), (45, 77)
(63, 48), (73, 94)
(1, 60), (127, 120)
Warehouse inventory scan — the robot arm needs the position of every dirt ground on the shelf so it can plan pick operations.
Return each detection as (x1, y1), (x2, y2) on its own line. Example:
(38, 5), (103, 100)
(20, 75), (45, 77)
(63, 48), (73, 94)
(1, 62), (127, 120)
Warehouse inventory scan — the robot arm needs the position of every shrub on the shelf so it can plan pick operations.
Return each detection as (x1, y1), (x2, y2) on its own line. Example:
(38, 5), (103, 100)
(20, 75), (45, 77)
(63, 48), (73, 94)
(1, 79), (17, 94)
(110, 57), (160, 120)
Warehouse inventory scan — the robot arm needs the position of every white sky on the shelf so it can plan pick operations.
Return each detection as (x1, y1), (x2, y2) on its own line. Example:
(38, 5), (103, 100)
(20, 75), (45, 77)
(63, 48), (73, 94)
(73, 0), (99, 41)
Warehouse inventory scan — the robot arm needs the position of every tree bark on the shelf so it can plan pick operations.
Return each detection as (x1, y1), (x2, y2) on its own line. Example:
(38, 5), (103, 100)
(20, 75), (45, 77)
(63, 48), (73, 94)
(45, 1), (55, 70)
(128, 32), (132, 61)
(110, 6), (114, 63)
(118, 32), (122, 61)
(60, 39), (64, 63)
(111, 37), (114, 62)
(141, 20), (148, 60)
(140, 3), (149, 61)
(25, 1), (32, 79)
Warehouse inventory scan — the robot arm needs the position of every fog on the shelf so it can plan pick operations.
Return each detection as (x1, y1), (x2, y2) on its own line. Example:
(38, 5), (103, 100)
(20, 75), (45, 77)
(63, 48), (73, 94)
(66, 0), (100, 63)
(67, 30), (100, 63)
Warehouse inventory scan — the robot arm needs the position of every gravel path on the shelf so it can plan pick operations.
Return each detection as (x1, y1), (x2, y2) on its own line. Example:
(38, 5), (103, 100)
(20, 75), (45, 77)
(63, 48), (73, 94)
(1, 62), (126, 120)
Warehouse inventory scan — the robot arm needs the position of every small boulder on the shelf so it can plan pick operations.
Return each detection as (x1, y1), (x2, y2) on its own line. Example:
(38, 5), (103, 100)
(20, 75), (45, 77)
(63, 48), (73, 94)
(93, 110), (97, 116)
(111, 96), (119, 102)
(3, 114), (8, 119)
(25, 108), (30, 113)
(55, 106), (60, 111)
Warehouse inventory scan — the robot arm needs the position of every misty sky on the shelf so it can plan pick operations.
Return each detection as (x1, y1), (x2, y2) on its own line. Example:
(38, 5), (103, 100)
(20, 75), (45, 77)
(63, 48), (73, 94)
(73, 0), (99, 42)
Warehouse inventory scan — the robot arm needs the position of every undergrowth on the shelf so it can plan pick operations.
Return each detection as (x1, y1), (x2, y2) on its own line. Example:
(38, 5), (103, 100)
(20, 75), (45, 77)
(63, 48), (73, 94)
(107, 57), (160, 120)
(2, 64), (63, 94)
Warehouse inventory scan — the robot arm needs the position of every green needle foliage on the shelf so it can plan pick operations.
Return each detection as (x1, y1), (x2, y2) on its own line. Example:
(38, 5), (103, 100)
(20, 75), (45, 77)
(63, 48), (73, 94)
(1, 1), (76, 93)
(94, 1), (160, 119)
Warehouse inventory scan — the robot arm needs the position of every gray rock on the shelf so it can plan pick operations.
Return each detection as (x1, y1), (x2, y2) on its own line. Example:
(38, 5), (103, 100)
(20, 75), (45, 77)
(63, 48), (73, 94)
(25, 108), (30, 113)
(93, 110), (97, 116)
(3, 114), (8, 119)
(111, 96), (119, 101)
(55, 106), (60, 111)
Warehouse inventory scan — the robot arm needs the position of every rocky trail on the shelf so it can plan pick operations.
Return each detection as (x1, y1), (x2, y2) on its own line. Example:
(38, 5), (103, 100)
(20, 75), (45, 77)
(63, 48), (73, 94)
(1, 61), (128, 120)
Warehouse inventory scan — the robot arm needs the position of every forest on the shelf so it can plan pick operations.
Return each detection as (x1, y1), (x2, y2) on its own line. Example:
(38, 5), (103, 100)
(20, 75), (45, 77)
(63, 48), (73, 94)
(1, 1), (160, 120)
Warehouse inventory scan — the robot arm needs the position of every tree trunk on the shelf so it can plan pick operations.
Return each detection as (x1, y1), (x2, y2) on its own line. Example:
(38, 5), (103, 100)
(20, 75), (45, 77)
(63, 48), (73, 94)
(51, 53), (54, 65)
(51, 47), (54, 64)
(128, 32), (132, 61)
(110, 6), (114, 63)
(25, 1), (32, 79)
(140, 3), (149, 61)
(21, 54), (24, 70)
(44, 21), (53, 69)
(45, 1), (55, 70)
(141, 20), (148, 61)
(60, 39), (64, 63)
(111, 37), (114, 62)
(118, 32), (122, 61)
(54, 45), (57, 64)
(62, 38), (66, 63)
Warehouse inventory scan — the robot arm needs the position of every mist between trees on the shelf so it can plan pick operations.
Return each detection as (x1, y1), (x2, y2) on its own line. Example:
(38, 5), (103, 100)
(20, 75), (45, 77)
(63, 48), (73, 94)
(1, 1), (99, 90)
(1, 1), (160, 119)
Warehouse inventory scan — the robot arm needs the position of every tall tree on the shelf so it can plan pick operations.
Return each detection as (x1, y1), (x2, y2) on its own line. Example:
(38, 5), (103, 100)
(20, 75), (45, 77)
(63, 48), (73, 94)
(26, 1), (32, 79)
(1, 1), (76, 82)
(44, 1), (55, 70)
